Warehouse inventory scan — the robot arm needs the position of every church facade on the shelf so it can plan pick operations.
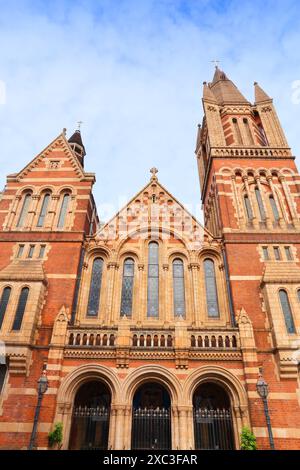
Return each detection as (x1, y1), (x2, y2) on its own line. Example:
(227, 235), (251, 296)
(0, 68), (300, 450)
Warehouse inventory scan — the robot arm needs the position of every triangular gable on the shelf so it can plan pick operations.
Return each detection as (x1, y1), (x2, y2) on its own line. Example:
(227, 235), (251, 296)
(7, 131), (93, 182)
(95, 176), (212, 250)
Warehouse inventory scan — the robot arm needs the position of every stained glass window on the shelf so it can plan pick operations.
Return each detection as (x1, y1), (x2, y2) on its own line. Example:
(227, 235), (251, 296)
(204, 259), (219, 318)
(269, 195), (279, 221)
(173, 259), (185, 317)
(279, 290), (295, 334)
(120, 258), (135, 317)
(12, 287), (29, 330)
(255, 188), (266, 221)
(147, 242), (159, 317)
(57, 193), (70, 229)
(87, 258), (103, 317)
(244, 195), (253, 220)
(37, 193), (50, 227)
(0, 287), (11, 329)
(17, 193), (31, 228)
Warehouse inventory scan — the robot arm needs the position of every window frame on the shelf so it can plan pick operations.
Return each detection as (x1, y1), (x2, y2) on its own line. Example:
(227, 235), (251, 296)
(172, 258), (186, 318)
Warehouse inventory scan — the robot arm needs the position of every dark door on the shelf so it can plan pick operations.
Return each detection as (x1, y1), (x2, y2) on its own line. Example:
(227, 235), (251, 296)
(131, 382), (171, 450)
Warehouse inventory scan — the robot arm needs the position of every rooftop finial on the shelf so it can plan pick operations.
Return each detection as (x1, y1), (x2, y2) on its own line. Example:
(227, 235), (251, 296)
(211, 59), (220, 69)
(150, 167), (158, 180)
(77, 120), (83, 131)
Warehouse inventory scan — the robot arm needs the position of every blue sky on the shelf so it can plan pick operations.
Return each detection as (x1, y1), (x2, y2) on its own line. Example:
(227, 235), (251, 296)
(1, 0), (300, 223)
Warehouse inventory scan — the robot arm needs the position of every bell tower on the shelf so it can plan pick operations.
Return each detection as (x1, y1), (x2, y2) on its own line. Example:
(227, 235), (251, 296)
(196, 67), (300, 395)
(196, 66), (298, 235)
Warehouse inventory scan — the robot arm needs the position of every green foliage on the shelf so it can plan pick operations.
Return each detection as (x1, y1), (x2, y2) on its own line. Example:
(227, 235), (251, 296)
(48, 422), (63, 449)
(240, 426), (257, 450)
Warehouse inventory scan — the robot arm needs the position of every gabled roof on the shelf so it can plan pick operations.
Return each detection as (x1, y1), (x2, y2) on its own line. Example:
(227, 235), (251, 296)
(95, 172), (213, 250)
(7, 131), (94, 182)
(207, 67), (250, 106)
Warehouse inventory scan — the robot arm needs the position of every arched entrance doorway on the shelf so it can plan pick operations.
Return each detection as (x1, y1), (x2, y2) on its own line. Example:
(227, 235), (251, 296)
(69, 380), (111, 450)
(131, 382), (171, 450)
(193, 382), (235, 450)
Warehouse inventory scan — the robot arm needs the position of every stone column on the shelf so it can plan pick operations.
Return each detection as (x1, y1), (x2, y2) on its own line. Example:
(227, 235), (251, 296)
(243, 175), (259, 228)
(267, 175), (285, 228)
(114, 405), (126, 449)
(171, 406), (180, 450)
(49, 195), (60, 229)
(106, 262), (119, 325)
(255, 176), (272, 229)
(4, 195), (21, 230)
(231, 175), (244, 229)
(279, 175), (299, 227)
(26, 194), (39, 229)
(189, 263), (201, 327)
(137, 263), (145, 324)
(108, 407), (117, 449)
(178, 406), (189, 449)
(163, 263), (171, 323)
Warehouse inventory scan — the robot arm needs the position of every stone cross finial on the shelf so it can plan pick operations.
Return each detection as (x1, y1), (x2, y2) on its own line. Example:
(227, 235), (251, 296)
(150, 167), (158, 179)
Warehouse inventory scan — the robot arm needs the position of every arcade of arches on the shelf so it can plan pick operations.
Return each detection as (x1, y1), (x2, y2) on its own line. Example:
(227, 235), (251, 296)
(55, 365), (249, 450)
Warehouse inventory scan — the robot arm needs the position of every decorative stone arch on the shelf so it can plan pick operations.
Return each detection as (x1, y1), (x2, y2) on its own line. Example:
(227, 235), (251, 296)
(54, 364), (121, 449)
(121, 365), (183, 449)
(184, 365), (250, 449)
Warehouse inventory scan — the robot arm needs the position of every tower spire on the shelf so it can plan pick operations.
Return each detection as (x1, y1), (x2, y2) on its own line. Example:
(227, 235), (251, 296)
(209, 67), (249, 105)
(68, 127), (86, 167)
(254, 82), (272, 104)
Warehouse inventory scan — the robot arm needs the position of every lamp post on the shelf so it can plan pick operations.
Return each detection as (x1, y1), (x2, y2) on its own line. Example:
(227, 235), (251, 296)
(28, 366), (48, 450)
(256, 368), (275, 450)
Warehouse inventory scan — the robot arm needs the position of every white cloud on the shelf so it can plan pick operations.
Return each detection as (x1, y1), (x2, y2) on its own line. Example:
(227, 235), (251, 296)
(0, 0), (300, 224)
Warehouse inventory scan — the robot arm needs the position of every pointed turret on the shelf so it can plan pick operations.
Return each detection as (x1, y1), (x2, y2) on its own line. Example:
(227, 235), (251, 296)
(254, 82), (272, 104)
(209, 66), (250, 106)
(68, 129), (86, 166)
(202, 81), (217, 103)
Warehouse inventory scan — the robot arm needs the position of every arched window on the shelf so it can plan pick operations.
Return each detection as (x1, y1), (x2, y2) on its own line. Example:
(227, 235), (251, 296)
(255, 187), (266, 221)
(204, 259), (219, 318)
(297, 289), (300, 303)
(120, 258), (135, 317)
(232, 118), (243, 145)
(37, 193), (51, 227)
(279, 290), (295, 334)
(57, 193), (70, 229)
(0, 287), (11, 329)
(87, 258), (104, 317)
(269, 195), (280, 221)
(244, 195), (253, 220)
(173, 259), (185, 317)
(12, 287), (29, 330)
(17, 193), (32, 228)
(243, 118), (254, 145)
(147, 242), (159, 317)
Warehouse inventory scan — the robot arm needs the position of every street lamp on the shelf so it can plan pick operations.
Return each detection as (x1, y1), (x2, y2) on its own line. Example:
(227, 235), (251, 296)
(28, 365), (48, 450)
(256, 368), (275, 450)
